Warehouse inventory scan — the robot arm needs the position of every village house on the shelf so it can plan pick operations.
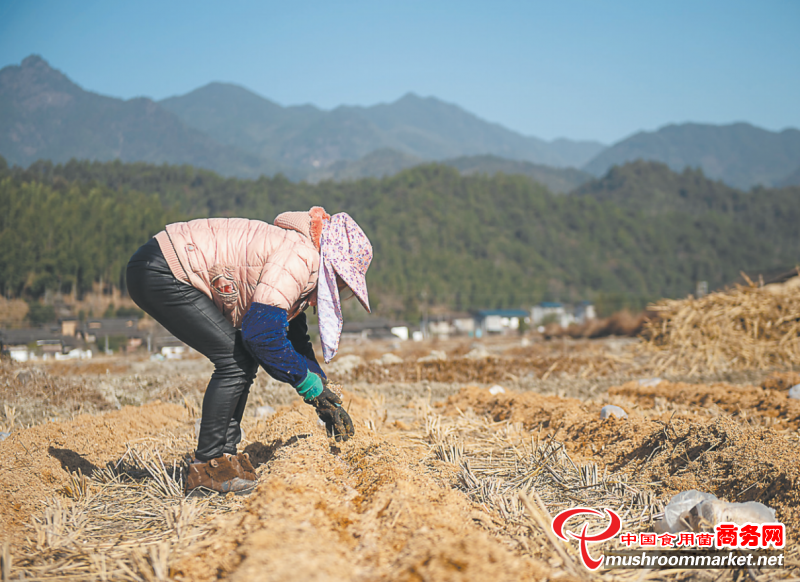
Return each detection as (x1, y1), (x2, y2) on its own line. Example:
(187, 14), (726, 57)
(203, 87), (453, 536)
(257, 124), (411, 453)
(475, 309), (530, 335)
(425, 312), (476, 339)
(531, 301), (596, 329)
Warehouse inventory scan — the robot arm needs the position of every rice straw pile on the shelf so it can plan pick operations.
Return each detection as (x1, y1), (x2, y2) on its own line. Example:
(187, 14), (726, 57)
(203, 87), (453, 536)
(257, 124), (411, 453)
(642, 275), (800, 374)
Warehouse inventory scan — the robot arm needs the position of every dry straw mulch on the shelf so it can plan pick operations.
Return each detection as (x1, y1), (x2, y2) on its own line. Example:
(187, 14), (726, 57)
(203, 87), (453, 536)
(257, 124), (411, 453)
(642, 275), (800, 375)
(8, 439), (243, 582)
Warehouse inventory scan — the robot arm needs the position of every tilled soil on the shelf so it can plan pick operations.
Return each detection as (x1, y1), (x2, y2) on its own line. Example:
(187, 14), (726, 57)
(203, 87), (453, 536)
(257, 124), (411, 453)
(2, 349), (799, 581)
(173, 403), (554, 582)
(438, 385), (800, 532)
(0, 401), (188, 540)
(609, 379), (800, 429)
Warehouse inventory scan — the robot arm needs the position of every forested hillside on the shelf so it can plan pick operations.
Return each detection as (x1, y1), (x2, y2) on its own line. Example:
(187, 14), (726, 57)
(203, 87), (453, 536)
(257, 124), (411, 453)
(573, 160), (800, 219)
(2, 156), (798, 319)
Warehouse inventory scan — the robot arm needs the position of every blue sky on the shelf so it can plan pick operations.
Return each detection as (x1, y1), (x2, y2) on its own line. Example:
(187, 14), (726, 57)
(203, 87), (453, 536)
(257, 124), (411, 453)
(1, 0), (797, 144)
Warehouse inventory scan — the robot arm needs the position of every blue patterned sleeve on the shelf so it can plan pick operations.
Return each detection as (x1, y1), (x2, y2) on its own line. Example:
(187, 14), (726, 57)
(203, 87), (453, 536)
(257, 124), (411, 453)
(241, 303), (311, 388)
(287, 312), (326, 380)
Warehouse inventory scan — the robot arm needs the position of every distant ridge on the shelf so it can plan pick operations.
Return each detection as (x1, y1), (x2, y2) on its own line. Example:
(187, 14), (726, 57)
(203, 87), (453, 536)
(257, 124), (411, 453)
(572, 160), (742, 215)
(0, 56), (284, 177)
(303, 150), (592, 193)
(583, 122), (800, 189)
(440, 155), (592, 194)
(3, 54), (798, 192)
(159, 82), (606, 169)
(5, 157), (799, 313)
(776, 163), (800, 187)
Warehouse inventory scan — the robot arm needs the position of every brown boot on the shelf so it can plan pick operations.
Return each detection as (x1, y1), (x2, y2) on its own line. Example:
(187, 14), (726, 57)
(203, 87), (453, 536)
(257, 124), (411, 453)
(230, 452), (256, 481)
(186, 454), (257, 496)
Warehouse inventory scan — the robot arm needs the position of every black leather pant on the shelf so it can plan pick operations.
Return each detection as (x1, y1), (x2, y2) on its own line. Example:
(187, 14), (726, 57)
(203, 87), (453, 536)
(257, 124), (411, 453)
(126, 238), (258, 461)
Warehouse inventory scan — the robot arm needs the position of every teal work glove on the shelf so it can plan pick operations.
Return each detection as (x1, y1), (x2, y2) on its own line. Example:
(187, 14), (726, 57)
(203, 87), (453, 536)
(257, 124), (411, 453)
(295, 370), (324, 400)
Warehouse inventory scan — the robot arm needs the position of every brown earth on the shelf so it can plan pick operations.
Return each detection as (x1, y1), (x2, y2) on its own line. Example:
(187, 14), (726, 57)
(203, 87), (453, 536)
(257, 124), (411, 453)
(438, 385), (800, 532)
(609, 379), (800, 430)
(760, 371), (800, 392)
(0, 401), (188, 541)
(173, 401), (556, 582)
(0, 360), (114, 426)
(350, 351), (634, 384)
(2, 343), (800, 581)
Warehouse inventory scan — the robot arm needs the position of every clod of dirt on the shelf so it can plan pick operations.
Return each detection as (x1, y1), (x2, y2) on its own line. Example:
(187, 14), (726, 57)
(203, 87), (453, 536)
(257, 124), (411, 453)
(761, 371), (800, 392)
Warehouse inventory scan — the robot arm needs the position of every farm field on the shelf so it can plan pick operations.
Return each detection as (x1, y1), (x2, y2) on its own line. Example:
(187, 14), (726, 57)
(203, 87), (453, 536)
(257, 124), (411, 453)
(1, 324), (799, 582)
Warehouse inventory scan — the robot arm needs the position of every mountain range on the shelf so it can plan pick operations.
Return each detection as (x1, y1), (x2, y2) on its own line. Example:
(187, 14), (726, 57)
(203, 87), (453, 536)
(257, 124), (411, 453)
(1, 55), (798, 190)
(158, 81), (604, 169)
(0, 56), (281, 177)
(304, 150), (593, 193)
(584, 122), (800, 190)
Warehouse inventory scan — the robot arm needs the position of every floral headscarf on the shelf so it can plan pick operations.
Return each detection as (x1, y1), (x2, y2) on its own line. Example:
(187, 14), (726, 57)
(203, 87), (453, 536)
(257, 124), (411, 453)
(317, 213), (372, 363)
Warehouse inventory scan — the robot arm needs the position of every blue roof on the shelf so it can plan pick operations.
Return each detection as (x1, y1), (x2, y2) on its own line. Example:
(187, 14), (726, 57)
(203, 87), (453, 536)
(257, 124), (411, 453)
(538, 302), (562, 308)
(476, 309), (529, 317)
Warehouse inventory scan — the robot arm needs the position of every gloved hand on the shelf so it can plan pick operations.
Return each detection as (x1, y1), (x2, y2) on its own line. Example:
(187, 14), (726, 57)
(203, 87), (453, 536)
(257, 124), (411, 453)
(305, 386), (355, 442)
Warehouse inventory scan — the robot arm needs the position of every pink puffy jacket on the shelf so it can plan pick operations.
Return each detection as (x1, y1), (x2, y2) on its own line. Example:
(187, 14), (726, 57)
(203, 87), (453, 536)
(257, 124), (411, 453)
(154, 210), (323, 329)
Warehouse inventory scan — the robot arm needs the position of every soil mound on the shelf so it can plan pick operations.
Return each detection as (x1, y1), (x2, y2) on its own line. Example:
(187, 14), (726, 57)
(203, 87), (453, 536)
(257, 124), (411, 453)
(173, 403), (551, 582)
(0, 360), (113, 427)
(347, 345), (636, 385)
(607, 415), (800, 531)
(437, 385), (589, 429)
(609, 379), (800, 429)
(0, 401), (187, 540)
(438, 386), (800, 531)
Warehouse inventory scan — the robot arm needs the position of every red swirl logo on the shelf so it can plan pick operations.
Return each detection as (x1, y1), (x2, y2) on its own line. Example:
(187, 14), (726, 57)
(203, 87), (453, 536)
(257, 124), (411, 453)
(551, 507), (622, 570)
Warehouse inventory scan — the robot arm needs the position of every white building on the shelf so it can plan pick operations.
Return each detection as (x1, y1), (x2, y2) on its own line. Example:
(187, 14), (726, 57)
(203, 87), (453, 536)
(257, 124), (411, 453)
(574, 301), (597, 324)
(476, 310), (530, 335)
(531, 302), (566, 326)
(532, 301), (596, 329)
